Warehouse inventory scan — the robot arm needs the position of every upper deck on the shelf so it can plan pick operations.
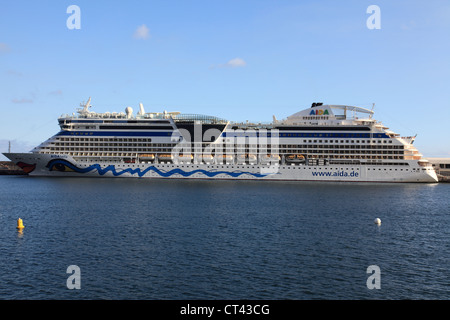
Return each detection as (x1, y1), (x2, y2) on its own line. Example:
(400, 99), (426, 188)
(278, 103), (376, 126)
(229, 102), (378, 130)
(58, 99), (392, 134)
(59, 98), (228, 125)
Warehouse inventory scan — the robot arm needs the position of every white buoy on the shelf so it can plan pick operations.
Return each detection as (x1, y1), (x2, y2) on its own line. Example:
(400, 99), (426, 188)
(374, 218), (381, 225)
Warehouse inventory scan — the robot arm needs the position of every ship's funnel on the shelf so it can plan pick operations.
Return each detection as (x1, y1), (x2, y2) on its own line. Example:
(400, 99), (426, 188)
(138, 103), (145, 115)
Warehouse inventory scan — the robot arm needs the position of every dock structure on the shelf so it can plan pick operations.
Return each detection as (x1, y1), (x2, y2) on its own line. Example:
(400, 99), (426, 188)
(426, 158), (450, 182)
(0, 161), (27, 175)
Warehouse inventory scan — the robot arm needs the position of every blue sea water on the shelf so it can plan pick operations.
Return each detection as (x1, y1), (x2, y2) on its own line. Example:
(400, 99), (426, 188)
(0, 175), (448, 300)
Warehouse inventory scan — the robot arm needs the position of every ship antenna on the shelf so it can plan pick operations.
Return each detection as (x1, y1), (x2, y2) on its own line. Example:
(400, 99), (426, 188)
(369, 103), (375, 119)
(78, 97), (92, 115)
(84, 97), (92, 111)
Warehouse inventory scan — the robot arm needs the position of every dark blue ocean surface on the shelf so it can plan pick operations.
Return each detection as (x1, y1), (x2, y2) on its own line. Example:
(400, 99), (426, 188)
(0, 175), (448, 299)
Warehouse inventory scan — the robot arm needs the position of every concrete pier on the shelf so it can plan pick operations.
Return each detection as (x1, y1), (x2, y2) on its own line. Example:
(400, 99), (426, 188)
(0, 161), (27, 175)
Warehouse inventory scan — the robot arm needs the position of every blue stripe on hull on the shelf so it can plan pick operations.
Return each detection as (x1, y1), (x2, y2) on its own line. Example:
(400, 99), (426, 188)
(46, 159), (272, 178)
(56, 131), (173, 137)
(222, 132), (389, 139)
(56, 131), (389, 139)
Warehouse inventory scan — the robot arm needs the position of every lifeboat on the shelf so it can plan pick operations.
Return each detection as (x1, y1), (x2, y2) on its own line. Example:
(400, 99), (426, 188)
(261, 154), (281, 164)
(215, 154), (234, 163)
(139, 154), (155, 160)
(158, 154), (174, 162)
(237, 154), (257, 163)
(176, 154), (193, 163)
(178, 154), (193, 159)
(285, 154), (305, 163)
(198, 154), (214, 163)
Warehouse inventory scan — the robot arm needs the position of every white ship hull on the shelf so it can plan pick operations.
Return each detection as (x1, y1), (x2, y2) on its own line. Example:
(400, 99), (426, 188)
(4, 153), (439, 183)
(3, 100), (440, 183)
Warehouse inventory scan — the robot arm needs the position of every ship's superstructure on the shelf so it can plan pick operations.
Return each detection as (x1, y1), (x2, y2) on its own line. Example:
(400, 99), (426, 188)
(3, 98), (438, 182)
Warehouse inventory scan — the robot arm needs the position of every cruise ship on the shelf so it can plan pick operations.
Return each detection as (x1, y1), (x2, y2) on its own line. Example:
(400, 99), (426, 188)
(3, 98), (438, 182)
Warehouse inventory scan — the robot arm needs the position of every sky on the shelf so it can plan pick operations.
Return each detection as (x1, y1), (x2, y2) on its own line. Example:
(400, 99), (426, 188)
(1, 0), (450, 160)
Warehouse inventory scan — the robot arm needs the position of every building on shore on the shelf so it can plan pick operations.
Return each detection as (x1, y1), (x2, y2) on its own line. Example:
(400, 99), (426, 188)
(426, 158), (450, 182)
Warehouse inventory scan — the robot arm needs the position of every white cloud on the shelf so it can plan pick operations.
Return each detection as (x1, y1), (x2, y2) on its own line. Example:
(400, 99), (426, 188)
(210, 57), (247, 69)
(7, 69), (22, 76)
(49, 90), (63, 95)
(0, 42), (11, 54)
(226, 58), (247, 68)
(12, 98), (33, 104)
(400, 20), (416, 30)
(133, 24), (150, 40)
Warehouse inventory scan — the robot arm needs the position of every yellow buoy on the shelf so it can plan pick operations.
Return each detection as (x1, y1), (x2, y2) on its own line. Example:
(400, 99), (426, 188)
(17, 218), (25, 230)
(374, 218), (381, 225)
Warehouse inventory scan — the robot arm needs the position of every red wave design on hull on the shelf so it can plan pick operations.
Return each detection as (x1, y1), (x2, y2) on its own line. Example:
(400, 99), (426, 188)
(16, 162), (36, 174)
